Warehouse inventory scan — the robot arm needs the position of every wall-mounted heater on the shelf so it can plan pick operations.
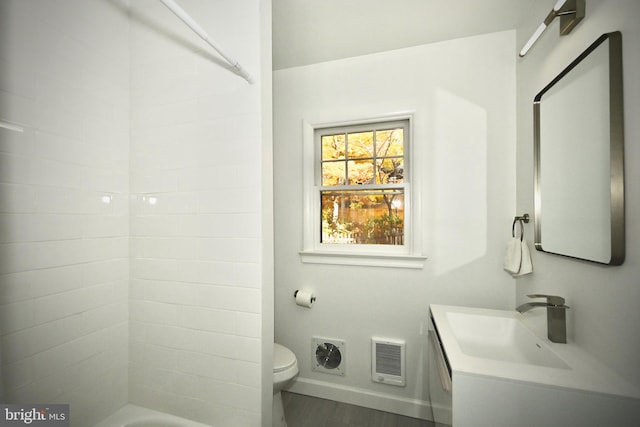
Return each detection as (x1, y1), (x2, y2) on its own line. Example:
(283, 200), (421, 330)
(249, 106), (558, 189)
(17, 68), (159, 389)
(371, 337), (405, 386)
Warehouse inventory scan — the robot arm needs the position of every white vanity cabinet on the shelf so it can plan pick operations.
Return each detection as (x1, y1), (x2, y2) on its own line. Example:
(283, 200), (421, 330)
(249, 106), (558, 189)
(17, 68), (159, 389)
(428, 313), (452, 427)
(428, 305), (640, 427)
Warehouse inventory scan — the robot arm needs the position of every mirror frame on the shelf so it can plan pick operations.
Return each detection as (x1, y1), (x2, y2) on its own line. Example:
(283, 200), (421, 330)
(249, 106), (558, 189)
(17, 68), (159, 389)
(533, 31), (624, 265)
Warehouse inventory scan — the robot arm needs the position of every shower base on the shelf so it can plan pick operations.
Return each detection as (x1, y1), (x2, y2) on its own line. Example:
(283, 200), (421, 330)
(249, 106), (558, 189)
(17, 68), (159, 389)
(94, 404), (211, 427)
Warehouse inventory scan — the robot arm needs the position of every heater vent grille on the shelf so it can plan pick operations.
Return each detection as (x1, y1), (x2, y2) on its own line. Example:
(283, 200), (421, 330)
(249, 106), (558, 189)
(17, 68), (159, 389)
(376, 343), (402, 375)
(372, 337), (405, 386)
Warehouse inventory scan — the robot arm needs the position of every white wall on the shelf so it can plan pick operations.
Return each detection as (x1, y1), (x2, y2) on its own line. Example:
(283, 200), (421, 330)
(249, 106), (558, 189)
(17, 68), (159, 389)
(516, 0), (640, 389)
(128, 1), (268, 426)
(273, 31), (517, 418)
(0, 0), (130, 425)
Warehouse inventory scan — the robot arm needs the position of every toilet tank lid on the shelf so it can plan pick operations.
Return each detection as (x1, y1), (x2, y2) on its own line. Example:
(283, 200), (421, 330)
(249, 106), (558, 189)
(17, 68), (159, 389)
(274, 343), (297, 372)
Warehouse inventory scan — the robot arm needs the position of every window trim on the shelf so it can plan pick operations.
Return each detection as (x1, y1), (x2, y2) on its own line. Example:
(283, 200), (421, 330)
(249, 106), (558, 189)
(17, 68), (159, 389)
(300, 113), (426, 269)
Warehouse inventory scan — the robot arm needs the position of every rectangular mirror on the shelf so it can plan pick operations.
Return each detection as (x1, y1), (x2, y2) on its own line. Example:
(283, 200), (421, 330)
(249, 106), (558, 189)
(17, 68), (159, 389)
(534, 31), (624, 265)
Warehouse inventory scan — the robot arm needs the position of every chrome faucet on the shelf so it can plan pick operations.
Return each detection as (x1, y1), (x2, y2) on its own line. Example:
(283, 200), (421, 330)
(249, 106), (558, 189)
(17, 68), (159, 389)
(516, 294), (569, 343)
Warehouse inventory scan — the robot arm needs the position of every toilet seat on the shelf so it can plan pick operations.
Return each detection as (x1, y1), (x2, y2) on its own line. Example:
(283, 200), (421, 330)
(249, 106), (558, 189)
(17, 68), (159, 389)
(273, 343), (298, 427)
(274, 343), (296, 373)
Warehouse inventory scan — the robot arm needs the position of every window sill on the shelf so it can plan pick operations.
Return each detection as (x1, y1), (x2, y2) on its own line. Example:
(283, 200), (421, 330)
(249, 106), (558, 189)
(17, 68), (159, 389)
(299, 251), (427, 269)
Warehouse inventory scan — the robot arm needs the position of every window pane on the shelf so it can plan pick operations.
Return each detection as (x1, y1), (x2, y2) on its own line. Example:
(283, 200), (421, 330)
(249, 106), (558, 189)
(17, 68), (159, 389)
(376, 128), (404, 157)
(347, 131), (374, 159)
(377, 157), (404, 184)
(347, 160), (374, 185)
(322, 161), (346, 186)
(322, 134), (346, 160)
(321, 189), (404, 245)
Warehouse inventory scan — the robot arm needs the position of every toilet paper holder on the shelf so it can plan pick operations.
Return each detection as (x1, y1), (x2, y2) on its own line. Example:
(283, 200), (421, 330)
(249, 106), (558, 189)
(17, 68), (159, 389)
(294, 290), (316, 303)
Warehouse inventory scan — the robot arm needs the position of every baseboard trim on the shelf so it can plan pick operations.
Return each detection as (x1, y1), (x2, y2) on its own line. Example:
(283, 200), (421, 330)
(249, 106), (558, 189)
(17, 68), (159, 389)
(285, 377), (434, 421)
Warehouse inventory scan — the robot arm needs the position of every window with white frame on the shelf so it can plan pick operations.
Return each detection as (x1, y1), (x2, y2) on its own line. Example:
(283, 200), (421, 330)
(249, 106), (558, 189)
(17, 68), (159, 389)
(301, 116), (425, 268)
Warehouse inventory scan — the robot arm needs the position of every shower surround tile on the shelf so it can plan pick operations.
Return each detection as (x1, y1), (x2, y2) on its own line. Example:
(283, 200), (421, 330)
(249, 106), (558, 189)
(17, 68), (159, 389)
(128, 0), (264, 425)
(1, 0), (267, 426)
(0, 0), (130, 425)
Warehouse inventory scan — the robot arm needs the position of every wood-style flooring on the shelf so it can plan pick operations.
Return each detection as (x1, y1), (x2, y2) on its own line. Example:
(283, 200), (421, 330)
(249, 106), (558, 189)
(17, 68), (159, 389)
(282, 391), (435, 427)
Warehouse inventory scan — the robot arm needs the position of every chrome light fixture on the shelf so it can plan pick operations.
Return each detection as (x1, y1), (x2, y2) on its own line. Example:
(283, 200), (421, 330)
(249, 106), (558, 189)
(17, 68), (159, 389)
(519, 0), (585, 57)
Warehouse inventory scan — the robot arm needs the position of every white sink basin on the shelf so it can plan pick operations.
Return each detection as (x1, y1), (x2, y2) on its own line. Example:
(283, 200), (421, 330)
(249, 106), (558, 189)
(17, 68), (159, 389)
(429, 304), (640, 427)
(445, 311), (568, 369)
(429, 304), (640, 393)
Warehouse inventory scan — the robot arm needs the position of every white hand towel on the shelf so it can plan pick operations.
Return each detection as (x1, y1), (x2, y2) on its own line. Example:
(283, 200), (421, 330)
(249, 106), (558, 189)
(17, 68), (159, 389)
(503, 237), (522, 274)
(513, 239), (533, 276)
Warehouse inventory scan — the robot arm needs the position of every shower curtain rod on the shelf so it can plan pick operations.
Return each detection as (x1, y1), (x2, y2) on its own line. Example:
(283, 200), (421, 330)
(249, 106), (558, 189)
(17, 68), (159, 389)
(159, 0), (254, 84)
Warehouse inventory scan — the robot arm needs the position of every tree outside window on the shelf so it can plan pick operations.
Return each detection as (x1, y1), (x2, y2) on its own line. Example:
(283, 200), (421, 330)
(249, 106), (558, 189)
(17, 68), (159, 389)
(318, 122), (406, 245)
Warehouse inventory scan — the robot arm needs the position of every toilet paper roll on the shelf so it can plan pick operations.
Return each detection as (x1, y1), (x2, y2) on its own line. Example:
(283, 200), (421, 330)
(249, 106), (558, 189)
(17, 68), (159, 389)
(294, 290), (315, 308)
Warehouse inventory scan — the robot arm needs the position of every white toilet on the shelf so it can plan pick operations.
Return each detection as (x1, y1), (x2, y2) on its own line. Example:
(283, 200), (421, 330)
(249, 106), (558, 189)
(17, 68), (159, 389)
(273, 343), (299, 427)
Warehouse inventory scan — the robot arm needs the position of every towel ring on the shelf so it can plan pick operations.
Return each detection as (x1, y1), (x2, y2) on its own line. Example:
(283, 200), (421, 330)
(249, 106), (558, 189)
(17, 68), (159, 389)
(512, 218), (525, 241)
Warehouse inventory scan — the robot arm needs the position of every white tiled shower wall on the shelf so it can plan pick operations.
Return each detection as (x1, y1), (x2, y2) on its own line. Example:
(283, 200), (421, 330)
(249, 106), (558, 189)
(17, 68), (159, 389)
(1, 0), (265, 426)
(0, 0), (130, 425)
(128, 0), (263, 425)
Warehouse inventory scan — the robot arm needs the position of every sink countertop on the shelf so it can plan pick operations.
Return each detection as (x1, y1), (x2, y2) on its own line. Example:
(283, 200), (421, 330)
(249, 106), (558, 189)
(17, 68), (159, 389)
(430, 304), (640, 400)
